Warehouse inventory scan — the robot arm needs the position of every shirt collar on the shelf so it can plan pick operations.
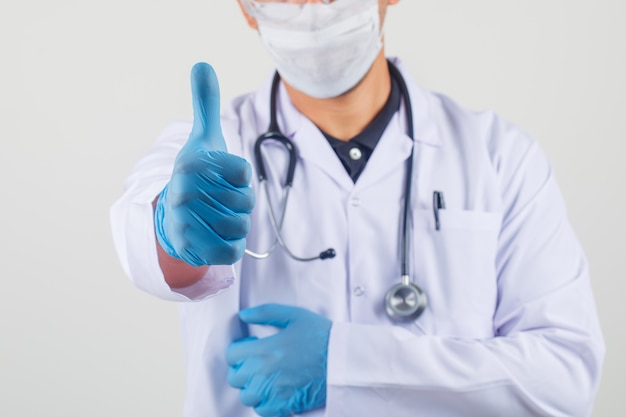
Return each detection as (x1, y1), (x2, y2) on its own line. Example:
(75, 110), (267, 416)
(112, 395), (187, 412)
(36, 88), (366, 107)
(323, 72), (402, 151)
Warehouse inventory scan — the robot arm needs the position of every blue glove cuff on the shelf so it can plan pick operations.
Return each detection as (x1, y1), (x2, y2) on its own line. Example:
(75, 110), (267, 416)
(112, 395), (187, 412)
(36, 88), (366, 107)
(154, 184), (182, 260)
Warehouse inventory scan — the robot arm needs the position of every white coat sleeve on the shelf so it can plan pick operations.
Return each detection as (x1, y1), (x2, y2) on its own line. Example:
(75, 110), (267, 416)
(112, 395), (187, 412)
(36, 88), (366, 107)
(325, 129), (605, 416)
(109, 121), (235, 301)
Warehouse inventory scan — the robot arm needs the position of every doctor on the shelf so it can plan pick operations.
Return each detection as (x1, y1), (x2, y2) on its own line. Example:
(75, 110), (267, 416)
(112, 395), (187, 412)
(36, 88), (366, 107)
(111, 0), (605, 416)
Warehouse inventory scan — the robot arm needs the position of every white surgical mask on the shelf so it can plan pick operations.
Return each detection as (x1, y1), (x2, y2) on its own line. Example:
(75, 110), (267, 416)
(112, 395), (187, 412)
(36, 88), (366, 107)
(254, 0), (383, 99)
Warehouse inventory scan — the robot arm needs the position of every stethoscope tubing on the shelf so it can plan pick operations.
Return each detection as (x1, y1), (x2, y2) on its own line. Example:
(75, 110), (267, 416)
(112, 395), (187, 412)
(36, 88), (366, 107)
(246, 60), (427, 321)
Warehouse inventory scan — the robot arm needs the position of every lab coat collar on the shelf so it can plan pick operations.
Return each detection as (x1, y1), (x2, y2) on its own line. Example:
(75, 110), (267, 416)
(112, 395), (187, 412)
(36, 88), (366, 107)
(287, 103), (413, 192)
(389, 57), (442, 148)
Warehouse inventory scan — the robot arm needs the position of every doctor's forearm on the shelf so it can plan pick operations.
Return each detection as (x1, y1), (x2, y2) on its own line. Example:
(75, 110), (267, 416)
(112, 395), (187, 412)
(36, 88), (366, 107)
(155, 238), (209, 289)
(326, 319), (602, 417)
(152, 197), (208, 289)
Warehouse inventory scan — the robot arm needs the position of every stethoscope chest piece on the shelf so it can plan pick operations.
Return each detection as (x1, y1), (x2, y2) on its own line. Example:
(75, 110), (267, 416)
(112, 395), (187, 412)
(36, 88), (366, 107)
(385, 280), (427, 322)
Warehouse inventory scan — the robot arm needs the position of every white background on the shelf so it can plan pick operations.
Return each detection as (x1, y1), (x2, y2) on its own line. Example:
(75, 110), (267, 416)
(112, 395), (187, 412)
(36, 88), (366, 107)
(1, 1), (624, 415)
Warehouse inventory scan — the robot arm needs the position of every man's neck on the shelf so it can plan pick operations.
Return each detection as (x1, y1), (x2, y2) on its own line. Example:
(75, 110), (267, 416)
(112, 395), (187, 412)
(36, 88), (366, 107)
(283, 51), (391, 142)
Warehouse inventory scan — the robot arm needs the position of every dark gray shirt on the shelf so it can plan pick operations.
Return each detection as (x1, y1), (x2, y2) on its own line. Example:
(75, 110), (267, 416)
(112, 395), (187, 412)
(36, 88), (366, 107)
(321, 76), (402, 182)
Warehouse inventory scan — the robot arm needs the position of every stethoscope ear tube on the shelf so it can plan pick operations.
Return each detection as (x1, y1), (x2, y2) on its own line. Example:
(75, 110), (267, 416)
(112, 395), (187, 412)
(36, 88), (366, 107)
(254, 132), (297, 186)
(254, 72), (297, 186)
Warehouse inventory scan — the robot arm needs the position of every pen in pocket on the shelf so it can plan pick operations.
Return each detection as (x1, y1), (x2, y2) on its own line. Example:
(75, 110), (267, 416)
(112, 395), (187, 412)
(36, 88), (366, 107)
(433, 191), (446, 231)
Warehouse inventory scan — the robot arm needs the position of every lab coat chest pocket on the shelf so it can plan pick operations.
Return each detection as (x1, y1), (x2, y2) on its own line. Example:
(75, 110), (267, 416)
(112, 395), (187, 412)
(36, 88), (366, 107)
(411, 209), (503, 338)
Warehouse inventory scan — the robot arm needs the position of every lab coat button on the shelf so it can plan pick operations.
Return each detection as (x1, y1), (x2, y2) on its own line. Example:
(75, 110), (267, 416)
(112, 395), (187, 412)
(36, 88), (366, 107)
(353, 286), (365, 296)
(349, 147), (362, 160)
(351, 197), (361, 207)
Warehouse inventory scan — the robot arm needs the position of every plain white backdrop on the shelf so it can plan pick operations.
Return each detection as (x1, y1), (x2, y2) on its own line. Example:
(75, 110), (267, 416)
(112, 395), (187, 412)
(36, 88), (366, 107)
(1, 1), (624, 415)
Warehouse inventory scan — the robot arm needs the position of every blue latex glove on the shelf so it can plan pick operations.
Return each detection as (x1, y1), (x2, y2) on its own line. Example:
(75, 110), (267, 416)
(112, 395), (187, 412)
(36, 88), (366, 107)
(225, 304), (332, 417)
(154, 63), (255, 266)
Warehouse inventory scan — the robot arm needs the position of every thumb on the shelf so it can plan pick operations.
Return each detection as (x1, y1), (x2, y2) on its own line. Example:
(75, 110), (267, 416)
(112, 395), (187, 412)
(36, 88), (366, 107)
(239, 304), (304, 328)
(189, 62), (227, 152)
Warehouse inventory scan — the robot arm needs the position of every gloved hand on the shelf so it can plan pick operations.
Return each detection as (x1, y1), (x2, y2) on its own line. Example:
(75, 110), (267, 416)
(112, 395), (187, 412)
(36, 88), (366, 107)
(154, 63), (255, 266)
(225, 304), (332, 417)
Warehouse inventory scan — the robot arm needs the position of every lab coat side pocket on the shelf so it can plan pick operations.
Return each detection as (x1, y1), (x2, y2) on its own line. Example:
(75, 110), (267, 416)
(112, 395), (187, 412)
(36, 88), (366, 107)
(411, 209), (503, 339)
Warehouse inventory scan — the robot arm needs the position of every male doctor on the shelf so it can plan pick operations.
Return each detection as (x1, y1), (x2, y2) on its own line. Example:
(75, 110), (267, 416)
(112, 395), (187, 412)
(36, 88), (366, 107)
(110, 0), (605, 416)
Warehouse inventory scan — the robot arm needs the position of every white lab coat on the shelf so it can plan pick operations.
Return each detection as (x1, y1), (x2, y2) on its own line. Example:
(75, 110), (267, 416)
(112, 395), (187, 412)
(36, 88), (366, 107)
(110, 58), (604, 417)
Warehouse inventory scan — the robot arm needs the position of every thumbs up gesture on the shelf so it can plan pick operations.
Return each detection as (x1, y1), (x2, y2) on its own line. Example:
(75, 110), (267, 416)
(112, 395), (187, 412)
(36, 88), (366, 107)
(154, 63), (255, 267)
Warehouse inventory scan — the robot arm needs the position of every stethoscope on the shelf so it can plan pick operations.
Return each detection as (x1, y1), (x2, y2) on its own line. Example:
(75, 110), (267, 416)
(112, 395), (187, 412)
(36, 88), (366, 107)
(244, 60), (427, 322)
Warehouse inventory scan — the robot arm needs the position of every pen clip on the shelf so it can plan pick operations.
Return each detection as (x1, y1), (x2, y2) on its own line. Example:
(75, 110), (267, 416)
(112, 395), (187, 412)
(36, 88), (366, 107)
(433, 191), (445, 231)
